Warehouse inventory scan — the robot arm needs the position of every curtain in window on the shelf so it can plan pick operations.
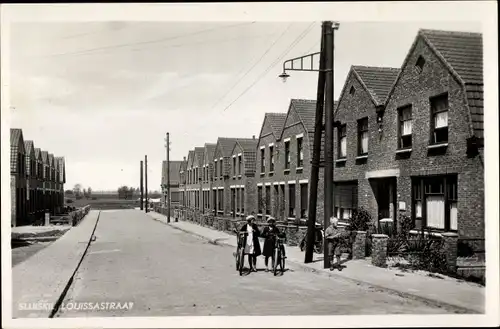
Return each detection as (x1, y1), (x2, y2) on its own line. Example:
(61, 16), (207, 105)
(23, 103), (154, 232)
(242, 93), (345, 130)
(415, 200), (422, 218)
(361, 132), (369, 153)
(342, 208), (351, 220)
(450, 202), (458, 231)
(340, 137), (347, 157)
(435, 111), (448, 128)
(426, 195), (445, 229)
(402, 120), (412, 136)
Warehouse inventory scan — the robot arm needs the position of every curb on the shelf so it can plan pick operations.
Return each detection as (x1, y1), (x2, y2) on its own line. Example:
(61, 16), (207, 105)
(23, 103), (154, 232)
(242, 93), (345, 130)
(150, 215), (479, 314)
(49, 211), (101, 318)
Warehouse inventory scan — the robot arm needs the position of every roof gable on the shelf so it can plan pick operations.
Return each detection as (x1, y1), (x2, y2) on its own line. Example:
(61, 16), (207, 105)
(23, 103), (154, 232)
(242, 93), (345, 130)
(48, 153), (55, 167)
(162, 160), (182, 185)
(215, 137), (238, 158)
(187, 150), (195, 168)
(10, 128), (24, 149)
(24, 140), (35, 158)
(352, 66), (401, 106)
(203, 143), (216, 165)
(41, 151), (49, 164)
(194, 147), (205, 167)
(387, 29), (483, 141)
(265, 113), (287, 139)
(34, 148), (41, 161)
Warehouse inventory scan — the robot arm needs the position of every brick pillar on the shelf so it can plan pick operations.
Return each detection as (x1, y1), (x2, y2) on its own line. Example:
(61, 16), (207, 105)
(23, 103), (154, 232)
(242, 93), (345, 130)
(441, 232), (458, 273)
(353, 231), (367, 260)
(371, 234), (388, 267)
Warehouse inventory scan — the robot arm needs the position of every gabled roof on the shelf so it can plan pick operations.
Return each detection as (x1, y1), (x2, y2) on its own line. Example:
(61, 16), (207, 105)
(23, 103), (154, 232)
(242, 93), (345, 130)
(24, 140), (35, 157)
(420, 29), (483, 140)
(351, 66), (401, 106)
(179, 158), (187, 172)
(266, 112), (287, 139)
(194, 147), (205, 167)
(203, 143), (217, 164)
(41, 151), (49, 164)
(162, 160), (182, 186)
(281, 99), (339, 163)
(233, 138), (258, 176)
(10, 128), (23, 148)
(186, 150), (195, 169)
(34, 148), (41, 161)
(48, 153), (55, 167)
(234, 138), (258, 153)
(215, 137), (238, 158)
(387, 29), (483, 141)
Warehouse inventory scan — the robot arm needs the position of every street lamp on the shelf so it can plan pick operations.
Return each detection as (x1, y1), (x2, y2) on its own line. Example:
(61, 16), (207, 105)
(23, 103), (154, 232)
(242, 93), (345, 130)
(279, 21), (340, 268)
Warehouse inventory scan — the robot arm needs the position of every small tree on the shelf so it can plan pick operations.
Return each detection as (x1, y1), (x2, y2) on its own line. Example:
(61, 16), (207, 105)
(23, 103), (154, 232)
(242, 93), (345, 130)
(73, 184), (82, 198)
(87, 187), (92, 199)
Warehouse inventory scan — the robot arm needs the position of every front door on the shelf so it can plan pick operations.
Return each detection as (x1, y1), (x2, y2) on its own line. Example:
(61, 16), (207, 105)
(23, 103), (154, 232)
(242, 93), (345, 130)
(373, 178), (397, 231)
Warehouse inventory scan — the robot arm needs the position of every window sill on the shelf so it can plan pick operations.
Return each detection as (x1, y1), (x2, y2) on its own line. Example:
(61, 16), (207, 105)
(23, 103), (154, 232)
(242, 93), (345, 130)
(287, 217), (296, 220)
(238, 175), (242, 179)
(355, 155), (368, 160)
(296, 167), (303, 171)
(260, 172), (265, 177)
(232, 176), (236, 180)
(409, 229), (444, 237)
(335, 158), (347, 163)
(428, 143), (448, 150)
(284, 169), (290, 174)
(396, 148), (412, 154)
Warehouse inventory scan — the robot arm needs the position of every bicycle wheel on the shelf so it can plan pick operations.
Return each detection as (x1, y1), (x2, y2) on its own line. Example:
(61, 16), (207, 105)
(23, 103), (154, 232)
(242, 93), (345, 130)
(235, 247), (241, 272)
(280, 246), (286, 273)
(239, 248), (245, 276)
(274, 249), (280, 276)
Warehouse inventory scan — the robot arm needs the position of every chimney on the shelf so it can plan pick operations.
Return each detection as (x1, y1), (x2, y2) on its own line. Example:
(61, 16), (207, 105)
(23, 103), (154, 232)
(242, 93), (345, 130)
(183, 156), (186, 161)
(252, 135), (255, 140)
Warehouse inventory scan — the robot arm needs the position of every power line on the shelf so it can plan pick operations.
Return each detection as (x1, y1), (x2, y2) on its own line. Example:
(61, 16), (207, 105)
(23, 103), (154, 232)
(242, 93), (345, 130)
(209, 23), (293, 111)
(39, 21), (257, 58)
(221, 22), (316, 113)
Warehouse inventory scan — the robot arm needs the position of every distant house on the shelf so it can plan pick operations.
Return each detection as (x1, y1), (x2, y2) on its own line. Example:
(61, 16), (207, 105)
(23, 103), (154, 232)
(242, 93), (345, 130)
(161, 159), (183, 207)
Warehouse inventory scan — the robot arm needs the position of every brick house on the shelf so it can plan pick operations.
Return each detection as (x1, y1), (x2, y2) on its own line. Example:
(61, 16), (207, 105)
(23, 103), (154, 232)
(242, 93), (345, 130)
(11, 129), (27, 227)
(185, 150), (196, 208)
(48, 153), (56, 214)
(201, 143), (216, 213)
(193, 147), (206, 211)
(333, 29), (484, 238)
(161, 160), (183, 207)
(333, 65), (401, 225)
(255, 100), (338, 224)
(212, 137), (242, 216)
(179, 157), (187, 206)
(228, 137), (258, 218)
(34, 148), (43, 220)
(24, 140), (37, 221)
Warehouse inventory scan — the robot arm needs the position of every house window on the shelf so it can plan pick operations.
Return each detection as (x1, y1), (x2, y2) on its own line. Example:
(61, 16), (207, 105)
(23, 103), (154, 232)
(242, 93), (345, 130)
(357, 118), (368, 155)
(350, 86), (355, 95)
(238, 155), (242, 176)
(289, 183), (296, 217)
(285, 140), (290, 169)
(260, 148), (265, 173)
(333, 182), (358, 222)
(430, 93), (449, 145)
(258, 186), (263, 213)
(416, 55), (426, 72)
(219, 160), (223, 178)
(233, 157), (236, 176)
(338, 124), (347, 158)
(300, 183), (308, 218)
(269, 146), (274, 172)
(399, 105), (412, 149)
(265, 186), (271, 215)
(412, 175), (457, 231)
(241, 188), (245, 215)
(297, 137), (303, 167)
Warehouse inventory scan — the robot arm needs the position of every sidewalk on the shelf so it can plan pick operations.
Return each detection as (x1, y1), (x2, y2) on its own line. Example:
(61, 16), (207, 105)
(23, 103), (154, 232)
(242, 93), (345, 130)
(147, 211), (485, 314)
(12, 210), (100, 318)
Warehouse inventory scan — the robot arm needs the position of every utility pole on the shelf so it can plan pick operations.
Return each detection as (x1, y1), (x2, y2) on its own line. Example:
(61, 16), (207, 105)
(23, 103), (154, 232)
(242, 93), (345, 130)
(165, 133), (171, 223)
(323, 21), (336, 269)
(140, 160), (144, 210)
(304, 22), (327, 264)
(145, 155), (148, 213)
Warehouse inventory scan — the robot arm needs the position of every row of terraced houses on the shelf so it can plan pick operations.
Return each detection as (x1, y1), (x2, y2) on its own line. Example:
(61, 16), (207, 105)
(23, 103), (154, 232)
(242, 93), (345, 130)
(161, 29), (484, 239)
(10, 128), (66, 227)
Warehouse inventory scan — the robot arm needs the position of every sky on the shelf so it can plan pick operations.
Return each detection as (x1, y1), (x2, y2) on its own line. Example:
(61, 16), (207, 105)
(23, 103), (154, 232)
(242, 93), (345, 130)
(5, 11), (483, 191)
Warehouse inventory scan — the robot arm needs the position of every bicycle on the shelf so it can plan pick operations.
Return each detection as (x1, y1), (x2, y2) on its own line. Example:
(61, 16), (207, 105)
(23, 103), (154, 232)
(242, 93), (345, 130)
(273, 232), (287, 276)
(234, 230), (247, 276)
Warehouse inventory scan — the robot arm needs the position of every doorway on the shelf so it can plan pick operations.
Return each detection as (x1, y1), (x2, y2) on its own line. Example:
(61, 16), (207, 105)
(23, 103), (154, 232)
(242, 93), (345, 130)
(370, 177), (397, 232)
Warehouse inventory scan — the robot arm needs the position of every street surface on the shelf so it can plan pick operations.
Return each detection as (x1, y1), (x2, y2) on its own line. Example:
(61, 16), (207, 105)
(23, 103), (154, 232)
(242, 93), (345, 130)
(57, 209), (455, 316)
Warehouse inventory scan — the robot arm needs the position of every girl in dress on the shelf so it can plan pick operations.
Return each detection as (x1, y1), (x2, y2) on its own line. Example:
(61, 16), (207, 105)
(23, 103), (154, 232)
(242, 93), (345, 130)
(261, 216), (280, 272)
(239, 215), (261, 272)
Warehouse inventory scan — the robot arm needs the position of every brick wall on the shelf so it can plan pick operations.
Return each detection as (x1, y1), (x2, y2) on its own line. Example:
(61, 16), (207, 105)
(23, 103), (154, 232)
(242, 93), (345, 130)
(11, 176), (17, 227)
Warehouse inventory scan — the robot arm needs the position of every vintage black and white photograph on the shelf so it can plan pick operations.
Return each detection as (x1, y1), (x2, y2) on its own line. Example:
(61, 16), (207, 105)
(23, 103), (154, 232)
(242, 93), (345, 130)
(1, 2), (498, 328)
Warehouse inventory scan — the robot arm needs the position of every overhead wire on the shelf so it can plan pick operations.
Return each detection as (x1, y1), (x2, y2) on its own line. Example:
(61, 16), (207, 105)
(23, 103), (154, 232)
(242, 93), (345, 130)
(220, 22), (316, 113)
(37, 21), (257, 58)
(208, 23), (294, 111)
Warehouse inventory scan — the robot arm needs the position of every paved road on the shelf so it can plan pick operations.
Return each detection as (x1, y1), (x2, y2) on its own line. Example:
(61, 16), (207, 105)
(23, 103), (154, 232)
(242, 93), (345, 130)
(56, 210), (457, 317)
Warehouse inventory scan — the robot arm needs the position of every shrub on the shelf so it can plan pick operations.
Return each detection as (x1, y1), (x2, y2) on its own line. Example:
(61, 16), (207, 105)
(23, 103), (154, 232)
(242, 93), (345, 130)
(66, 199), (74, 204)
(350, 207), (372, 232)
